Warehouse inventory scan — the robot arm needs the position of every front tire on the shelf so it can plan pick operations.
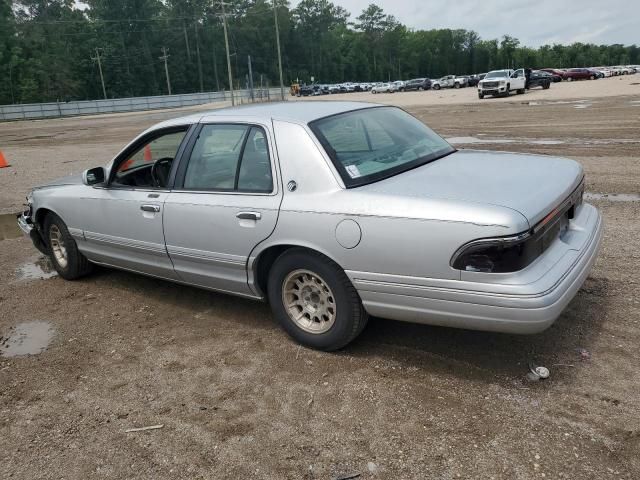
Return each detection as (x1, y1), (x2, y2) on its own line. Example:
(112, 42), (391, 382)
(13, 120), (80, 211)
(44, 213), (93, 280)
(267, 249), (368, 351)
(433, 84), (441, 90)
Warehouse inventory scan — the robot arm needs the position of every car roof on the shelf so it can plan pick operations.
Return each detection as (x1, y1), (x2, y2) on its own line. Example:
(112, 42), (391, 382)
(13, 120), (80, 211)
(153, 101), (381, 129)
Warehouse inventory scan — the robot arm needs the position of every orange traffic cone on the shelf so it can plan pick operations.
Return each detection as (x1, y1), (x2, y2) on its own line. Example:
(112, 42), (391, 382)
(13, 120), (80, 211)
(144, 144), (153, 162)
(0, 150), (10, 168)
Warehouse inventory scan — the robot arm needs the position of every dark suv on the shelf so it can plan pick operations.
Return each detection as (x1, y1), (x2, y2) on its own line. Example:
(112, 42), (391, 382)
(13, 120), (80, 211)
(404, 78), (432, 91)
(526, 71), (552, 89)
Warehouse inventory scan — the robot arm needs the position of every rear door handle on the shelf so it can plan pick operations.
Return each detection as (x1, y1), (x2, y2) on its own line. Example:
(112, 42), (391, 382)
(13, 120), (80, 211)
(140, 204), (161, 213)
(236, 211), (261, 221)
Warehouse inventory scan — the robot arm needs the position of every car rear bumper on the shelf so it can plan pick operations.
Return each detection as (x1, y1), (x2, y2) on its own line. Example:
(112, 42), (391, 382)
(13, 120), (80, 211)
(348, 203), (603, 334)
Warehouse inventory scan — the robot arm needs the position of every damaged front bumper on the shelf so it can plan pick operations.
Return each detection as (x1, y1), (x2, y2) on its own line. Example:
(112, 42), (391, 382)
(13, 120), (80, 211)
(17, 209), (48, 254)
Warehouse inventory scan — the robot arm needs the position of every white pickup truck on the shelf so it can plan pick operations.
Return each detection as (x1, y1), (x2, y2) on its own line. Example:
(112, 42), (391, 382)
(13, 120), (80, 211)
(431, 75), (467, 90)
(477, 69), (526, 98)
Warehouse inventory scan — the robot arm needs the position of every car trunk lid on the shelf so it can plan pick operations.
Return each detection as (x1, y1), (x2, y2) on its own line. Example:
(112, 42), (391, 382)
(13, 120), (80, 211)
(359, 149), (584, 227)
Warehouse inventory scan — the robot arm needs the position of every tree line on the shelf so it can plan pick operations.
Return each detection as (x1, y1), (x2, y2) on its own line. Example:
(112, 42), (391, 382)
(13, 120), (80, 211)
(1, 0), (638, 105)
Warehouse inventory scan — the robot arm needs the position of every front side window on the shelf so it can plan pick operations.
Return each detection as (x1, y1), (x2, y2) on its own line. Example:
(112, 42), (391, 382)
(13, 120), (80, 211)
(310, 107), (455, 188)
(113, 129), (188, 188)
(183, 124), (272, 193)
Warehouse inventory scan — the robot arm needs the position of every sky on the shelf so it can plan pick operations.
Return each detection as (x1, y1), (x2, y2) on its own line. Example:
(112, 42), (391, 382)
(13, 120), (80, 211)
(293, 0), (638, 47)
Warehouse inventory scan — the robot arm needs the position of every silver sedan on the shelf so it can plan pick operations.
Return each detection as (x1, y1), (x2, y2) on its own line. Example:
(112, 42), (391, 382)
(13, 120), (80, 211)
(18, 102), (603, 350)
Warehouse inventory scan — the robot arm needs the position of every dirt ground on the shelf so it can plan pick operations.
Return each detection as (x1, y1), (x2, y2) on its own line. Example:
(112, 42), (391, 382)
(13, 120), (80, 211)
(1, 76), (639, 479)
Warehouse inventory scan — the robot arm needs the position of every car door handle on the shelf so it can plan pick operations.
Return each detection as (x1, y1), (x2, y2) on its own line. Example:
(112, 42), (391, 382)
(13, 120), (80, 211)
(140, 204), (161, 213)
(236, 211), (261, 221)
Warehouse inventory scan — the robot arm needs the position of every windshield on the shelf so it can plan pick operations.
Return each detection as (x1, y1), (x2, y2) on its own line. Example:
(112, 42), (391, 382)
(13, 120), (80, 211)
(485, 70), (509, 79)
(310, 106), (455, 188)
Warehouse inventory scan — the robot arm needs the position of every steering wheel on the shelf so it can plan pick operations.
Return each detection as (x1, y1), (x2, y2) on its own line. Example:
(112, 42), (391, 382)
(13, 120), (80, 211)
(150, 157), (173, 188)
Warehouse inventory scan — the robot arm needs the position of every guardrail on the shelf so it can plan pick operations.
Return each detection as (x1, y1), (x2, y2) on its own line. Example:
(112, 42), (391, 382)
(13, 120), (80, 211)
(0, 88), (285, 121)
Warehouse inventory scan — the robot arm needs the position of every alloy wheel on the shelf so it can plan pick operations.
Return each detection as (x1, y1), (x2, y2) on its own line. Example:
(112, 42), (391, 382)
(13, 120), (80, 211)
(282, 269), (336, 334)
(49, 224), (68, 269)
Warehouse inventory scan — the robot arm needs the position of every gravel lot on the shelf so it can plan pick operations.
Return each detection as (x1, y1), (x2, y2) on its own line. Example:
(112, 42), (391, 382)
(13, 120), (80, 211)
(1, 76), (639, 479)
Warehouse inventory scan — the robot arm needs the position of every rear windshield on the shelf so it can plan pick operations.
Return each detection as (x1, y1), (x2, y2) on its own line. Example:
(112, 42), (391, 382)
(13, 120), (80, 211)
(310, 106), (454, 187)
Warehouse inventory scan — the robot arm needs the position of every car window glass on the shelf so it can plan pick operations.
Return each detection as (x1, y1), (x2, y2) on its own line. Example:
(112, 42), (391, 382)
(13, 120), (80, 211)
(318, 117), (369, 152)
(116, 130), (186, 175)
(184, 124), (249, 190)
(311, 107), (454, 187)
(237, 127), (273, 193)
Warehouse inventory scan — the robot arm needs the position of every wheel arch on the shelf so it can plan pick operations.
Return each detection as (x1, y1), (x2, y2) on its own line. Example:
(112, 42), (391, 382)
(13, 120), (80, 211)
(250, 242), (345, 298)
(33, 207), (63, 247)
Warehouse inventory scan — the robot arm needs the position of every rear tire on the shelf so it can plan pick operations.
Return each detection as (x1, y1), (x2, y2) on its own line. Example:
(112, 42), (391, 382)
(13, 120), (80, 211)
(267, 249), (368, 351)
(517, 88), (525, 94)
(567, 77), (573, 82)
(44, 213), (93, 280)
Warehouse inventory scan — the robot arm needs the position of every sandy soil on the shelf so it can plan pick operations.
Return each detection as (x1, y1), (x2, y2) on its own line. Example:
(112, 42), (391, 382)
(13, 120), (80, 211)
(1, 78), (639, 479)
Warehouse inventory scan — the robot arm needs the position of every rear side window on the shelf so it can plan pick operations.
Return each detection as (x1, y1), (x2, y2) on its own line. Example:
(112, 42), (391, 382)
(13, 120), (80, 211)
(183, 124), (272, 193)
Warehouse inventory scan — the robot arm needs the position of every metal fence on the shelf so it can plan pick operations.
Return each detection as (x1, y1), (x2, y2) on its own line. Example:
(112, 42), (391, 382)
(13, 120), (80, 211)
(0, 88), (285, 121)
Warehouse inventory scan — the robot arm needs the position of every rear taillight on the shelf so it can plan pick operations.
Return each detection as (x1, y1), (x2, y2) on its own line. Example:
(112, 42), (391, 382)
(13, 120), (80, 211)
(452, 178), (584, 273)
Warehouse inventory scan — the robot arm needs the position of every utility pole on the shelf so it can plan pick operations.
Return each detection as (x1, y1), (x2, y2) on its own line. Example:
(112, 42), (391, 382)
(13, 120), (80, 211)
(212, 42), (221, 92)
(220, 1), (235, 105)
(183, 20), (191, 59)
(194, 22), (204, 92)
(273, 0), (285, 100)
(91, 48), (107, 100)
(247, 55), (254, 102)
(160, 47), (172, 95)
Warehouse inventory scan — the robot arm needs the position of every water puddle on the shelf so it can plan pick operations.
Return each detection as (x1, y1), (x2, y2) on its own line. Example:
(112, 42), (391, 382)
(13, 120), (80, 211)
(0, 213), (21, 241)
(447, 136), (640, 147)
(584, 192), (640, 202)
(447, 136), (565, 146)
(0, 321), (55, 357)
(447, 136), (514, 145)
(16, 256), (58, 281)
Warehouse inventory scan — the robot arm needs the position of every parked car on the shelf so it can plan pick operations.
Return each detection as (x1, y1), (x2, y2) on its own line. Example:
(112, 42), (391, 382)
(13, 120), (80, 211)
(298, 84), (316, 96)
(526, 70), (552, 89)
(18, 102), (602, 350)
(563, 68), (597, 81)
(540, 69), (565, 82)
(431, 75), (467, 90)
(392, 80), (406, 91)
(371, 83), (396, 94)
(464, 75), (481, 87)
(403, 78), (432, 91)
(587, 68), (604, 79)
(477, 69), (526, 98)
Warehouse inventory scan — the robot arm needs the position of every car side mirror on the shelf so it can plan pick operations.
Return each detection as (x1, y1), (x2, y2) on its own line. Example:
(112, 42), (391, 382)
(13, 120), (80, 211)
(82, 166), (106, 186)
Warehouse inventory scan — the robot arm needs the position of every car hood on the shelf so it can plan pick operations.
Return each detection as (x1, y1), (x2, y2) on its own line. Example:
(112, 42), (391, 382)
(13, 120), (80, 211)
(33, 173), (83, 190)
(358, 149), (583, 227)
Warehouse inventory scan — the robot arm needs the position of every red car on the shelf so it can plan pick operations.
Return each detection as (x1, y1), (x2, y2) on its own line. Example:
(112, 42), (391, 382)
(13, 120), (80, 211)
(563, 68), (598, 81)
(539, 68), (564, 82)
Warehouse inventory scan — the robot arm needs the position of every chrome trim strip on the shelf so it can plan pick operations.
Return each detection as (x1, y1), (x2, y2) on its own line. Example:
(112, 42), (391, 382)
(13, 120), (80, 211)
(84, 231), (167, 256)
(166, 245), (245, 266)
